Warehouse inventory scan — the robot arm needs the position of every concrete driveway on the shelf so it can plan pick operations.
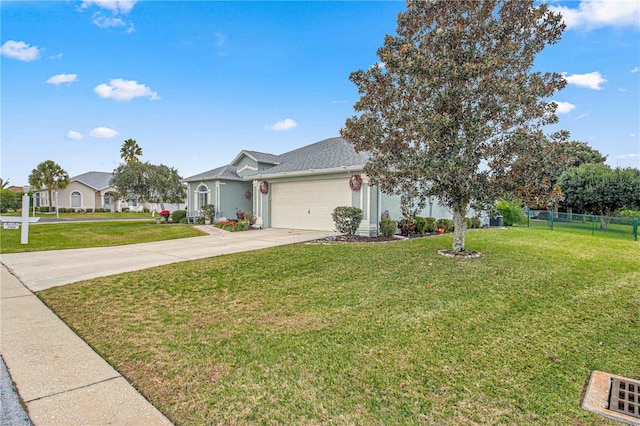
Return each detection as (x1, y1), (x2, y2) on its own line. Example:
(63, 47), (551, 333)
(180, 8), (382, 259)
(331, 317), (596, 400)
(1, 227), (329, 291)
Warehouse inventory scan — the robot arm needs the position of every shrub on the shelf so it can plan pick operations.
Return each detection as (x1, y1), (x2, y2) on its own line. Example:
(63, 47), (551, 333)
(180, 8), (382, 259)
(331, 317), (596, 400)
(0, 189), (21, 213)
(95, 208), (105, 213)
(424, 217), (437, 232)
(143, 207), (150, 213)
(495, 199), (527, 226)
(415, 216), (428, 234)
(171, 210), (187, 224)
(619, 208), (640, 220)
(179, 217), (188, 224)
(121, 207), (130, 212)
(39, 206), (50, 213)
(332, 206), (363, 236)
(470, 216), (482, 229)
(195, 217), (205, 225)
(86, 208), (93, 213)
(380, 219), (397, 237)
(201, 204), (216, 219)
(436, 218), (453, 232)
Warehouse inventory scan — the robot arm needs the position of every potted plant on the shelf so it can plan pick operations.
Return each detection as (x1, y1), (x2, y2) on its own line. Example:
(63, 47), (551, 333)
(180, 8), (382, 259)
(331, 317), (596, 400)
(201, 204), (215, 225)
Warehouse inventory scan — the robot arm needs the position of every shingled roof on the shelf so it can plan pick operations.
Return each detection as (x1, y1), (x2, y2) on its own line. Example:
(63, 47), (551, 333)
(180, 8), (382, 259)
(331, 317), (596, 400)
(70, 171), (114, 190)
(256, 137), (367, 176)
(183, 164), (242, 182)
(184, 137), (368, 182)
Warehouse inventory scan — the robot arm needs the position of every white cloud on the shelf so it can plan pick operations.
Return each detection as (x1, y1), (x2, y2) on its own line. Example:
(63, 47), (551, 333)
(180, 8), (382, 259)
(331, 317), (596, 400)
(550, 1), (640, 30)
(46, 73), (78, 85)
(562, 71), (607, 90)
(93, 14), (126, 28)
(50, 52), (63, 60)
(82, 0), (137, 14)
(90, 127), (119, 138)
(0, 40), (41, 61)
(268, 118), (298, 131)
(94, 78), (159, 101)
(66, 130), (83, 140)
(332, 100), (348, 104)
(552, 101), (576, 114)
(631, 66), (639, 73)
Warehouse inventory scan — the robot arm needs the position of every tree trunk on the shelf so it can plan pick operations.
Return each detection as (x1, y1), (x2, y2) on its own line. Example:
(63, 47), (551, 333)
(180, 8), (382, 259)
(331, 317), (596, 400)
(452, 203), (468, 252)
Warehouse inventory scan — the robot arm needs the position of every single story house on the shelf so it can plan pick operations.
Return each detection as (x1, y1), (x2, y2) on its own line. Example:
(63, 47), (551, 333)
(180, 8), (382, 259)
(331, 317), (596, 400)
(183, 137), (453, 236)
(32, 171), (184, 213)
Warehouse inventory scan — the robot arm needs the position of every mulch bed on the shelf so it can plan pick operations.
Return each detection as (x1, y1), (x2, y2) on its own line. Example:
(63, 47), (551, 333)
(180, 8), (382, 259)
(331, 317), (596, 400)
(309, 232), (443, 244)
(309, 233), (483, 258)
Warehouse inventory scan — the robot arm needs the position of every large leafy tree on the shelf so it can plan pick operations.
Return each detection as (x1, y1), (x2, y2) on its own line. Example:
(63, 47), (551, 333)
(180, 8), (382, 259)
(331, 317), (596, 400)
(558, 164), (640, 218)
(111, 162), (185, 210)
(504, 136), (607, 210)
(28, 160), (69, 209)
(120, 138), (143, 163)
(341, 0), (566, 253)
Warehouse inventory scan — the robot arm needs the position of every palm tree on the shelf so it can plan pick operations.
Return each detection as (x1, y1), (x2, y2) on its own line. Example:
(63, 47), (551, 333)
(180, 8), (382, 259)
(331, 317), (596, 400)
(28, 160), (69, 210)
(0, 178), (9, 189)
(120, 139), (143, 163)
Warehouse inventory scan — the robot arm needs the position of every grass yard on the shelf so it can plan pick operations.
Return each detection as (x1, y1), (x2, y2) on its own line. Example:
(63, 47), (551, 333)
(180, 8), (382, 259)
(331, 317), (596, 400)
(1, 211), (157, 219)
(38, 228), (639, 425)
(0, 221), (205, 253)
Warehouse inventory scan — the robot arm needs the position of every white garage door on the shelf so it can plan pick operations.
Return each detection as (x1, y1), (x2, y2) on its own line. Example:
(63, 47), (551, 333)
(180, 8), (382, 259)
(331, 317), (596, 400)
(271, 179), (351, 231)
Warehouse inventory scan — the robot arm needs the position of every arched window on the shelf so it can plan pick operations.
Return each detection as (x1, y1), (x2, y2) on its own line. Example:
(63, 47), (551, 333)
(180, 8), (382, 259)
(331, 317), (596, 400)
(71, 191), (82, 208)
(198, 186), (208, 209)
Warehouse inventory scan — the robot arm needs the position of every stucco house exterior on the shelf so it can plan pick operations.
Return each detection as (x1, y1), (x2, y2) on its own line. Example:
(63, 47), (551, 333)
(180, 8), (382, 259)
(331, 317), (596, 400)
(32, 171), (184, 213)
(183, 137), (453, 236)
(32, 172), (120, 212)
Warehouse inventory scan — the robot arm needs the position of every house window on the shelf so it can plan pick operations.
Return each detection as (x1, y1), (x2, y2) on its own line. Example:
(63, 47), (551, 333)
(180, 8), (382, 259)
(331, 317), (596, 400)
(198, 186), (208, 209)
(71, 191), (82, 208)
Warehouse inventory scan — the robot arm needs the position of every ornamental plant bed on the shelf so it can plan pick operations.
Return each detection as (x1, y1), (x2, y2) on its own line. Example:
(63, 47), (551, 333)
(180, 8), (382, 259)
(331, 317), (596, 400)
(315, 231), (444, 244)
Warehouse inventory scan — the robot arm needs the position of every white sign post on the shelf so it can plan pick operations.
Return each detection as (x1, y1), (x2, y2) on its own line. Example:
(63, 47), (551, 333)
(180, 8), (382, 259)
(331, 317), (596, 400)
(21, 186), (30, 244)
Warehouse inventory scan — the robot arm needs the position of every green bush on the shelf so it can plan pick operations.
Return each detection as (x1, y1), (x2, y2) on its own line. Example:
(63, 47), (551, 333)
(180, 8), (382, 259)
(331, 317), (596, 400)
(179, 217), (188, 224)
(86, 208), (93, 213)
(436, 218), (453, 232)
(39, 206), (50, 213)
(121, 207), (130, 212)
(470, 216), (482, 229)
(332, 206), (363, 236)
(201, 204), (216, 219)
(171, 210), (187, 223)
(95, 208), (105, 213)
(619, 208), (640, 220)
(0, 189), (21, 213)
(495, 199), (527, 226)
(424, 217), (437, 232)
(415, 216), (428, 234)
(380, 219), (397, 237)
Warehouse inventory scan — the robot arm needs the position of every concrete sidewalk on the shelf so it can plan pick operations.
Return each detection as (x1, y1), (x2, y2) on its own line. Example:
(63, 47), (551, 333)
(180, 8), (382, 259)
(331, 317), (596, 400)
(0, 228), (328, 425)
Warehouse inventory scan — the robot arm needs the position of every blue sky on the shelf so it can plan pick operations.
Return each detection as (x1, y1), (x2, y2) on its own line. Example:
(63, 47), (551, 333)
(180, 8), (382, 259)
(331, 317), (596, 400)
(1, 1), (639, 186)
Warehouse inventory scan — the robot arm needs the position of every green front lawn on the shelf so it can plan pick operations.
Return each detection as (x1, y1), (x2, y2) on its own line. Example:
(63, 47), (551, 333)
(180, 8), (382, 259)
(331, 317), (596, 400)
(1, 211), (157, 219)
(38, 228), (639, 425)
(0, 221), (205, 253)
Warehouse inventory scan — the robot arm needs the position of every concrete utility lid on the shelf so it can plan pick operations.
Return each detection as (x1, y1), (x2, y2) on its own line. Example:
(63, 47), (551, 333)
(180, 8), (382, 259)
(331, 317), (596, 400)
(582, 371), (640, 425)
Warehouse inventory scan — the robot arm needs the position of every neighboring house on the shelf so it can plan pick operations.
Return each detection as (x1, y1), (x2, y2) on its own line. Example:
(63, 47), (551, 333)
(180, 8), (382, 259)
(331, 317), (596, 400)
(183, 137), (453, 236)
(32, 171), (184, 213)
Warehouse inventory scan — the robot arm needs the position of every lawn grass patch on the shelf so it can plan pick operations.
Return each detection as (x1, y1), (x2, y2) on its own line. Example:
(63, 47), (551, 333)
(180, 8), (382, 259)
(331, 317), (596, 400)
(38, 228), (639, 425)
(0, 221), (205, 253)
